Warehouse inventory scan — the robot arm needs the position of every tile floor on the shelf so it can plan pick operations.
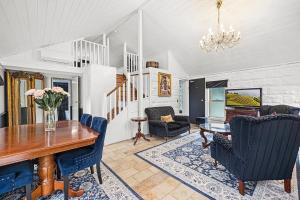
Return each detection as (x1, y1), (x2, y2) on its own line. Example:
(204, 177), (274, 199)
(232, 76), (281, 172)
(103, 123), (299, 200)
(102, 128), (208, 200)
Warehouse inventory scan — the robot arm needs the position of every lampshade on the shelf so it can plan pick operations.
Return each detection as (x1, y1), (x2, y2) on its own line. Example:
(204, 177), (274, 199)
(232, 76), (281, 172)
(0, 75), (4, 86)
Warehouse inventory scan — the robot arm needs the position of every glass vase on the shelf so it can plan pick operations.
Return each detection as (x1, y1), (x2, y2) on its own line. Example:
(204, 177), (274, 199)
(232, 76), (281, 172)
(44, 109), (56, 132)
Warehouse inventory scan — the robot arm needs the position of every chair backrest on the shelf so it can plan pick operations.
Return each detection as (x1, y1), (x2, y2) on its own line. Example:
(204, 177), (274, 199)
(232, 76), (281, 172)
(145, 106), (175, 120)
(260, 105), (300, 116)
(230, 114), (300, 180)
(80, 114), (92, 127)
(91, 117), (108, 161)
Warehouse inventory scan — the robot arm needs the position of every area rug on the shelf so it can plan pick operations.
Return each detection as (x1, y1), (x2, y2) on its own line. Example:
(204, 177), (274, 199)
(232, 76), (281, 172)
(136, 132), (299, 200)
(0, 162), (142, 200)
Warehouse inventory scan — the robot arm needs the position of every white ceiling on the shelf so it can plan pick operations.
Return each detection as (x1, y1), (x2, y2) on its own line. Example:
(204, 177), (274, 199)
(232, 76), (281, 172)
(109, 0), (300, 75)
(1, 0), (300, 76)
(0, 0), (147, 57)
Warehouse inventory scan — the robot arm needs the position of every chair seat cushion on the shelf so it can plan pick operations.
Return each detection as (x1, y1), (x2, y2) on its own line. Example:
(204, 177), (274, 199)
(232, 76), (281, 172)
(56, 146), (94, 176)
(175, 121), (190, 127)
(0, 161), (33, 194)
(167, 122), (182, 131)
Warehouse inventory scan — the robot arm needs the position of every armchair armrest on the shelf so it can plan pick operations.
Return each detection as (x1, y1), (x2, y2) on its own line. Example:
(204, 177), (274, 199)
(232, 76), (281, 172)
(213, 133), (232, 150)
(174, 115), (190, 123)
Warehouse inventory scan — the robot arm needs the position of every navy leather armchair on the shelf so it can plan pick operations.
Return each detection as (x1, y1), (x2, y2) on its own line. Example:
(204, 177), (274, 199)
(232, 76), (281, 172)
(145, 106), (190, 140)
(80, 113), (92, 127)
(211, 115), (300, 195)
(0, 161), (34, 200)
(56, 117), (107, 200)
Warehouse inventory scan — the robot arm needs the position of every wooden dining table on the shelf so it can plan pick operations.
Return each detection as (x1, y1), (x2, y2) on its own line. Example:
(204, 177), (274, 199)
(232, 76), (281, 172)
(0, 120), (98, 200)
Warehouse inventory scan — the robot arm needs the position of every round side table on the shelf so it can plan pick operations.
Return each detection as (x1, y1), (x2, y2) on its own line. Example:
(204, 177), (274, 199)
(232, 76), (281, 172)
(131, 117), (150, 145)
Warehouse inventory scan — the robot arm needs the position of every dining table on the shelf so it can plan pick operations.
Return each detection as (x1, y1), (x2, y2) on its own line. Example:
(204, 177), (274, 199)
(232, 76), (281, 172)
(0, 120), (98, 200)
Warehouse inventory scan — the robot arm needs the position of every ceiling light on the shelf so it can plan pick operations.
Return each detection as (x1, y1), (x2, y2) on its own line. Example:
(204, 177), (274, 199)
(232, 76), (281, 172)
(200, 0), (241, 52)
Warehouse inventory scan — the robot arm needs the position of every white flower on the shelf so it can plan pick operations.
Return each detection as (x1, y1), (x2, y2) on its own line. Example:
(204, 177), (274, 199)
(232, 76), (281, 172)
(44, 88), (51, 91)
(25, 89), (36, 96)
(52, 87), (64, 93)
(62, 91), (70, 96)
(33, 89), (45, 99)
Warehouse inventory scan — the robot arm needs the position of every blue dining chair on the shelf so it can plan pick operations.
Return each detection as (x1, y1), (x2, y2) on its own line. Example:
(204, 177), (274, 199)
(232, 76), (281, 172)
(56, 117), (107, 200)
(80, 114), (92, 127)
(0, 161), (34, 200)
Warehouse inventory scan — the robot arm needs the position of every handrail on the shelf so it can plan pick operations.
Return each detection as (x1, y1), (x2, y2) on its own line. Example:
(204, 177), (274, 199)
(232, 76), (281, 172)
(130, 73), (150, 76)
(107, 81), (126, 96)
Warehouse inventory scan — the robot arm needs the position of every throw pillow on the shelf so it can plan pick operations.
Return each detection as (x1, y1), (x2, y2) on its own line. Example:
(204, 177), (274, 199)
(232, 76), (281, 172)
(161, 115), (174, 123)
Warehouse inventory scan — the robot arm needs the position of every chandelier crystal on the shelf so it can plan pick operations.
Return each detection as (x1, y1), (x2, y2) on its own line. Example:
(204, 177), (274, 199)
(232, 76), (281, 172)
(200, 0), (240, 52)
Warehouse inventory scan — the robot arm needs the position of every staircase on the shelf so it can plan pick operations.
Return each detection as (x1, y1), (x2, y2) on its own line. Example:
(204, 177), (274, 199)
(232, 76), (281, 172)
(106, 73), (149, 122)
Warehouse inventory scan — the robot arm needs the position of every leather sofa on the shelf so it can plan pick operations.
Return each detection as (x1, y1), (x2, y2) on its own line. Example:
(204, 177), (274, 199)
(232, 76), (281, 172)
(260, 104), (300, 116)
(145, 106), (190, 140)
(211, 114), (300, 195)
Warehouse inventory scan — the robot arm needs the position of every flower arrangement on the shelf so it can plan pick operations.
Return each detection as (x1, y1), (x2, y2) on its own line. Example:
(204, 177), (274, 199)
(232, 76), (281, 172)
(25, 87), (70, 111)
(26, 87), (70, 132)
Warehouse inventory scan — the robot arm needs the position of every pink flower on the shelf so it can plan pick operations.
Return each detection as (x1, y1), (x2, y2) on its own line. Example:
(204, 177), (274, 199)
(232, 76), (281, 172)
(25, 89), (36, 96)
(52, 87), (64, 93)
(33, 90), (45, 99)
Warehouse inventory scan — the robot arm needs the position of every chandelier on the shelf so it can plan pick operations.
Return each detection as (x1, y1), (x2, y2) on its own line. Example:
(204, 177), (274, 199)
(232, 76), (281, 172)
(200, 0), (240, 52)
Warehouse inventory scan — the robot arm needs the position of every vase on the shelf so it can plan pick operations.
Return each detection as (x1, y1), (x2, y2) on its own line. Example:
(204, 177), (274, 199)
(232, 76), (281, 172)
(44, 109), (56, 132)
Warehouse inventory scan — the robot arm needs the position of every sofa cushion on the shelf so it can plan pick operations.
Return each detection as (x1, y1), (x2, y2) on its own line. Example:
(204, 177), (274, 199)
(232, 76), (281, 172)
(167, 122), (182, 131)
(161, 115), (174, 123)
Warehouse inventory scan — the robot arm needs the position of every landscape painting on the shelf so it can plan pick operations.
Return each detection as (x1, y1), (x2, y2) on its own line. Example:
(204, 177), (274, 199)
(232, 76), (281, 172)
(226, 88), (262, 107)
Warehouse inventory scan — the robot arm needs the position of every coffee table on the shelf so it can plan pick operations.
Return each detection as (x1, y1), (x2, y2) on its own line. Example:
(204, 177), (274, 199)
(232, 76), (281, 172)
(199, 123), (231, 148)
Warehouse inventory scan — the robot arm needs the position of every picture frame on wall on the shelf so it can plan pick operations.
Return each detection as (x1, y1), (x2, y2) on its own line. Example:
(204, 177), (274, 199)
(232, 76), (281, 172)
(158, 72), (172, 97)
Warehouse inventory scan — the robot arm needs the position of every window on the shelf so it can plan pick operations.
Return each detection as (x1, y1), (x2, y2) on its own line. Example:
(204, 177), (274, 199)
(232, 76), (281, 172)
(209, 87), (225, 118)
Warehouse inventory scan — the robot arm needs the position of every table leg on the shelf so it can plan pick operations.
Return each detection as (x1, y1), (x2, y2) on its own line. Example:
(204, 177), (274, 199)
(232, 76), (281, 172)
(200, 129), (211, 148)
(24, 155), (84, 200)
(133, 121), (150, 145)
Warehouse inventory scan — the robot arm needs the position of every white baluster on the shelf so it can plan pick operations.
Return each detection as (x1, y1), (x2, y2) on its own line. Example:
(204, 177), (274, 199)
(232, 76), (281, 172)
(123, 43), (127, 73)
(93, 43), (96, 64)
(89, 42), (91, 65)
(119, 87), (121, 111)
(80, 40), (83, 68)
(122, 83), (126, 108)
(109, 95), (112, 120)
(106, 38), (110, 66)
(127, 72), (131, 102)
(114, 91), (117, 116)
(98, 45), (100, 65)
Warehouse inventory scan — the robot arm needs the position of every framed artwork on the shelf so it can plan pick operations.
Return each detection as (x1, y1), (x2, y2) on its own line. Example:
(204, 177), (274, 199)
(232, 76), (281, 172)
(158, 72), (172, 97)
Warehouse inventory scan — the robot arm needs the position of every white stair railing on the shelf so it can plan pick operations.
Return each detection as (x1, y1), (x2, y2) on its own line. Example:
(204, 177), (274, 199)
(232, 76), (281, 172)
(105, 73), (150, 122)
(123, 42), (139, 73)
(73, 35), (109, 68)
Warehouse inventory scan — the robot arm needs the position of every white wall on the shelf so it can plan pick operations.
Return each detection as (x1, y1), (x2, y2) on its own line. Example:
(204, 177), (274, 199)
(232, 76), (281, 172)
(0, 65), (4, 114)
(82, 64), (116, 118)
(198, 62), (300, 117)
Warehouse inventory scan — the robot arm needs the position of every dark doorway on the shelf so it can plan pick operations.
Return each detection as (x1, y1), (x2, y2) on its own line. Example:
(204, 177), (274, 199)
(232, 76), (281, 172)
(189, 78), (205, 124)
(52, 79), (71, 121)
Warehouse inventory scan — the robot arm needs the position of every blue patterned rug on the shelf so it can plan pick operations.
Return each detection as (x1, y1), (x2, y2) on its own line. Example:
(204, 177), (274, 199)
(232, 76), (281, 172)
(0, 162), (142, 200)
(136, 132), (299, 200)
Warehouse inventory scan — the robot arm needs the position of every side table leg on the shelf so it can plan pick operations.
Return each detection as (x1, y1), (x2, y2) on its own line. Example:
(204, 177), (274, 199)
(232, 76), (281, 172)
(200, 129), (210, 148)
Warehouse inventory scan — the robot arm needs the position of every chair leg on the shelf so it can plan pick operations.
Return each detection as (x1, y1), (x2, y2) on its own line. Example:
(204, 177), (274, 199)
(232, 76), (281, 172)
(165, 137), (168, 142)
(90, 165), (94, 174)
(25, 184), (31, 200)
(213, 160), (218, 167)
(63, 176), (69, 200)
(284, 179), (291, 193)
(96, 164), (103, 184)
(238, 180), (245, 196)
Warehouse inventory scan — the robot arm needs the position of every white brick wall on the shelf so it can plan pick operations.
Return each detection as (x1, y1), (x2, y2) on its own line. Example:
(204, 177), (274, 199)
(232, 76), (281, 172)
(204, 62), (300, 107)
